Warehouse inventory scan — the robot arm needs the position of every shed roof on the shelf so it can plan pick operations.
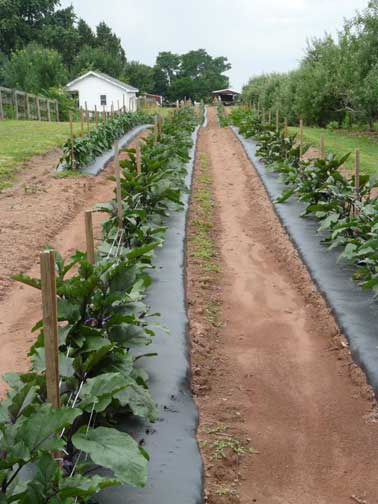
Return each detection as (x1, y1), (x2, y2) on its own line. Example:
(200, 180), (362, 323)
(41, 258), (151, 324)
(212, 88), (240, 95)
(66, 71), (139, 93)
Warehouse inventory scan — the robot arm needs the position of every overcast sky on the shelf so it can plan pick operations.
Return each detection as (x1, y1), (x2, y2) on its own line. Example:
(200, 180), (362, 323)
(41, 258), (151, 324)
(61, 0), (369, 90)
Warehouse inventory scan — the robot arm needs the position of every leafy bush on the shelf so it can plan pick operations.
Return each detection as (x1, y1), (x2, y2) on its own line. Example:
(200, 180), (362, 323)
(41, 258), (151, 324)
(326, 121), (339, 131)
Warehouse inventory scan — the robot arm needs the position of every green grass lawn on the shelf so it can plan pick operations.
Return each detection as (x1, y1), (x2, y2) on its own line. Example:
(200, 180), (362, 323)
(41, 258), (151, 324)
(289, 126), (378, 175)
(0, 119), (86, 190)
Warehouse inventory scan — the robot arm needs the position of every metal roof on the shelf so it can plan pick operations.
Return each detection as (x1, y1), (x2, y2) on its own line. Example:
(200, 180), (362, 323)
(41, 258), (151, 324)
(66, 71), (139, 93)
(212, 88), (240, 95)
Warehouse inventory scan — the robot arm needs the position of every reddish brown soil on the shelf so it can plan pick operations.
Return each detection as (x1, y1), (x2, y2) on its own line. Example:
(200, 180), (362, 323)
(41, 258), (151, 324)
(0, 134), (147, 396)
(187, 108), (378, 504)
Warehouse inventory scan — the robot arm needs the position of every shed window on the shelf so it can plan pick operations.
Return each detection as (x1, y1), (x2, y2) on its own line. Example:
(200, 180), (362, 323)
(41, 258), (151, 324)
(100, 95), (107, 106)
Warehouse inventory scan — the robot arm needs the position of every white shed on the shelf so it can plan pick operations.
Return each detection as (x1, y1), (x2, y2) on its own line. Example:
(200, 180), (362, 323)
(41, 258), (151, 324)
(66, 71), (138, 112)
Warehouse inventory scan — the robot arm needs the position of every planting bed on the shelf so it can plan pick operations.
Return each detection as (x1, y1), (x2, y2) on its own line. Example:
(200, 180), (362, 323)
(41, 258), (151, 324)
(232, 127), (378, 390)
(0, 107), (204, 502)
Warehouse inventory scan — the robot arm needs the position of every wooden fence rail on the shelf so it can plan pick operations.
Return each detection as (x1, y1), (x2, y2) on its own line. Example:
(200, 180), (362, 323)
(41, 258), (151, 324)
(0, 86), (59, 121)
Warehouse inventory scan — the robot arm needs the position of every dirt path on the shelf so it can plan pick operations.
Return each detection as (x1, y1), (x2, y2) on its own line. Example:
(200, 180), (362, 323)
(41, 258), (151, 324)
(0, 133), (147, 396)
(188, 108), (378, 503)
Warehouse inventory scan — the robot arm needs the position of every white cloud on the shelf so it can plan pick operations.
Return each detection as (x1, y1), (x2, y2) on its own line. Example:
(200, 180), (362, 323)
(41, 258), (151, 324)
(61, 0), (369, 90)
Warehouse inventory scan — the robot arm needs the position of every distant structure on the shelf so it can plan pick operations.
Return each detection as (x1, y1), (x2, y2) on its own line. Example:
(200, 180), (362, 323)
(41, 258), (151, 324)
(66, 71), (138, 112)
(144, 93), (163, 106)
(212, 88), (240, 105)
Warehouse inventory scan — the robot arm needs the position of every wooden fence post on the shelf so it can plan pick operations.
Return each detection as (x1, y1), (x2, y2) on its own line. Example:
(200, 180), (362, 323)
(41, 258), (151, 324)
(55, 101), (59, 122)
(136, 142), (142, 175)
(299, 119), (304, 159)
(69, 111), (75, 169)
(26, 94), (30, 120)
(85, 210), (95, 264)
(14, 91), (19, 120)
(320, 134), (325, 160)
(103, 105), (106, 122)
(114, 140), (123, 229)
(355, 149), (360, 194)
(284, 118), (288, 138)
(40, 250), (60, 407)
(0, 90), (3, 120)
(47, 100), (51, 122)
(36, 97), (41, 121)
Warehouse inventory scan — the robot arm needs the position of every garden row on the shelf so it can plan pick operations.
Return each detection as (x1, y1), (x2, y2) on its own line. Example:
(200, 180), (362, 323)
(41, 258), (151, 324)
(60, 110), (154, 171)
(223, 106), (378, 298)
(0, 106), (201, 502)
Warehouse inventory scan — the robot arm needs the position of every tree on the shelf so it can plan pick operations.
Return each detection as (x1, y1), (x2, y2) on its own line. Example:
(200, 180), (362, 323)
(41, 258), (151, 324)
(2, 42), (67, 93)
(37, 6), (80, 69)
(0, 0), (59, 55)
(124, 61), (154, 93)
(73, 45), (125, 78)
(171, 49), (230, 101)
(77, 19), (95, 48)
(155, 51), (180, 86)
(95, 22), (126, 64)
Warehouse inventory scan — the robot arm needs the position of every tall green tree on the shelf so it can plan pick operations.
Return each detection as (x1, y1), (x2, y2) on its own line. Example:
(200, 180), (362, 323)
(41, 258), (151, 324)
(1, 42), (67, 93)
(124, 61), (154, 93)
(0, 0), (59, 55)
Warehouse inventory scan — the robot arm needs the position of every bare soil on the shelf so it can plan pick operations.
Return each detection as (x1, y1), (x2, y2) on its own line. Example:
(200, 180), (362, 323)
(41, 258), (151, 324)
(187, 108), (378, 504)
(0, 133), (147, 396)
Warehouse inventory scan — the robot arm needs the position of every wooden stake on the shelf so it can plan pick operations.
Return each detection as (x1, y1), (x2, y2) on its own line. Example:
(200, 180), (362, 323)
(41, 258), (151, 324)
(80, 108), (84, 136)
(94, 105), (98, 127)
(268, 111), (272, 124)
(40, 250), (60, 407)
(69, 111), (75, 169)
(299, 119), (304, 159)
(55, 101), (59, 122)
(136, 142), (142, 175)
(123, 93), (126, 112)
(103, 105), (106, 122)
(85, 210), (95, 264)
(114, 140), (123, 229)
(284, 118), (288, 138)
(276, 110), (279, 132)
(355, 149), (360, 194)
(320, 134), (325, 160)
(85, 102), (90, 134)
(154, 115), (158, 144)
(117, 99), (120, 112)
(47, 100), (51, 122)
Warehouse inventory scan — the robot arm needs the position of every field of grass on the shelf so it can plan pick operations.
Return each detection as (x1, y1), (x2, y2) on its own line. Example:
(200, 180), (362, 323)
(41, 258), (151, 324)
(139, 106), (176, 118)
(0, 119), (85, 190)
(289, 126), (378, 176)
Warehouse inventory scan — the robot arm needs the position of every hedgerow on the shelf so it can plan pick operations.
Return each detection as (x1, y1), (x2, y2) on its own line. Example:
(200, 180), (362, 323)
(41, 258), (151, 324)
(227, 108), (378, 294)
(0, 106), (200, 502)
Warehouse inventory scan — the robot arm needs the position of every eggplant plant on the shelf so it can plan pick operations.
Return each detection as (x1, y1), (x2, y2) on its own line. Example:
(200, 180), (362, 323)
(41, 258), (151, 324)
(60, 111), (152, 171)
(0, 106), (201, 502)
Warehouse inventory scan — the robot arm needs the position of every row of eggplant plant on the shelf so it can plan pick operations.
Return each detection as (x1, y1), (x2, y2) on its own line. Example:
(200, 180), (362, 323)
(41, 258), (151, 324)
(0, 106), (200, 502)
(225, 107), (378, 294)
(59, 111), (152, 171)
